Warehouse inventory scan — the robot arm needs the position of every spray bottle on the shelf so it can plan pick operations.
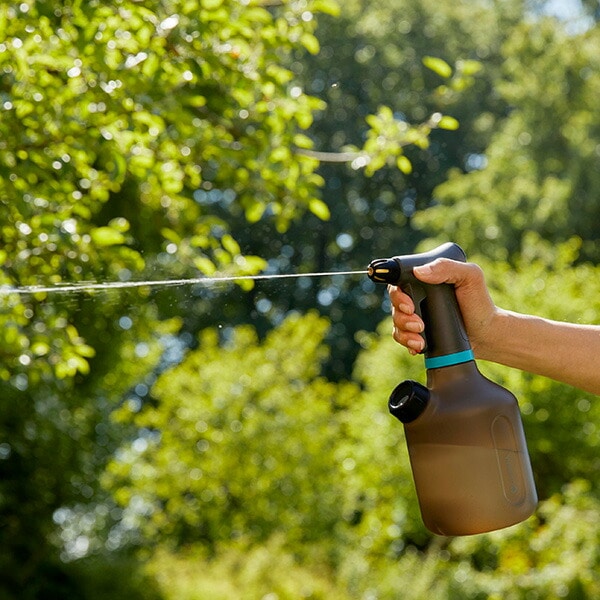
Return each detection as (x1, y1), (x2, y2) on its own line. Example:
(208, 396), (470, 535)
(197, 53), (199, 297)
(367, 242), (537, 536)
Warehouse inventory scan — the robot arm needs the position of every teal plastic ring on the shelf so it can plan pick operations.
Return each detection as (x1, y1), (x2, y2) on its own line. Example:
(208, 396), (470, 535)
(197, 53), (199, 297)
(424, 349), (475, 369)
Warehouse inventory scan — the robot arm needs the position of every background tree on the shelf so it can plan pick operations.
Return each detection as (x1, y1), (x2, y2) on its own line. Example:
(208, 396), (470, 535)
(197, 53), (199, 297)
(418, 16), (600, 262)
(0, 0), (336, 595)
(104, 312), (360, 553)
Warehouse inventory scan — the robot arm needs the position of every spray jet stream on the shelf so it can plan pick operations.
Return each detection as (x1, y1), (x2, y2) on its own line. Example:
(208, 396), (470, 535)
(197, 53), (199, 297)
(0, 270), (368, 296)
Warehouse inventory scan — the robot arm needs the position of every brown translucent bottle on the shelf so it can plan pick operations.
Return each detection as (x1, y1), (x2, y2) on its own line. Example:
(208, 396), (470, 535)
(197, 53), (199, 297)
(368, 243), (538, 536)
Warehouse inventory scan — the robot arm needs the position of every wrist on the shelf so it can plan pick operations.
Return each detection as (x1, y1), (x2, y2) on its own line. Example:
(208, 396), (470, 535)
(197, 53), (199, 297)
(470, 308), (510, 362)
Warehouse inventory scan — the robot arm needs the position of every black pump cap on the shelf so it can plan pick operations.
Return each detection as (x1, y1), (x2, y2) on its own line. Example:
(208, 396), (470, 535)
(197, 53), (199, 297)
(388, 380), (430, 423)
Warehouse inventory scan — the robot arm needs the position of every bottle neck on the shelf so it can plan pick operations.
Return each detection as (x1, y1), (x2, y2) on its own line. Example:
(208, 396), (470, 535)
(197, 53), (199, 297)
(425, 359), (481, 388)
(421, 283), (471, 360)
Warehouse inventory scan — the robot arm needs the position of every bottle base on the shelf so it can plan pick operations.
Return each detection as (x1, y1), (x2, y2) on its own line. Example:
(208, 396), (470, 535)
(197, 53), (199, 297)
(411, 443), (537, 536)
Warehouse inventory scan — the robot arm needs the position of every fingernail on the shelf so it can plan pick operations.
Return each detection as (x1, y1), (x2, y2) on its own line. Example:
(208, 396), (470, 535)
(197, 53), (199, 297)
(405, 321), (423, 333)
(407, 339), (424, 352)
(398, 303), (413, 314)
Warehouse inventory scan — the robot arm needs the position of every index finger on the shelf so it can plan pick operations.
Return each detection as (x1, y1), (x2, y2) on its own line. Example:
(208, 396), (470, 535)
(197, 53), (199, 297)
(388, 284), (415, 314)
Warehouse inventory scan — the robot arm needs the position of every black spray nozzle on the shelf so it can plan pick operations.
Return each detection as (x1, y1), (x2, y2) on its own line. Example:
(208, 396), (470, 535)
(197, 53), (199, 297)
(367, 242), (467, 286)
(367, 258), (401, 284)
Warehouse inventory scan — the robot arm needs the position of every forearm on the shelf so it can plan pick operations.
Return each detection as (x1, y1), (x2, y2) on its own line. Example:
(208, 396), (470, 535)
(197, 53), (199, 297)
(476, 309), (600, 395)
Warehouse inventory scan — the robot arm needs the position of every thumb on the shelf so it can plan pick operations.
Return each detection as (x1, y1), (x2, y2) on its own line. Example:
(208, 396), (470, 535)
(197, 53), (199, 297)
(412, 259), (490, 308)
(412, 258), (472, 286)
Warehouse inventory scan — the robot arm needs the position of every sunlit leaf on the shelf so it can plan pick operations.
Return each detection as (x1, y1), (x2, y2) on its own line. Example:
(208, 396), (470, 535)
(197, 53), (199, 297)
(396, 155), (413, 174)
(194, 256), (217, 275)
(457, 59), (483, 76)
(301, 33), (320, 55)
(202, 0), (223, 9)
(221, 233), (241, 256)
(423, 55), (453, 78)
(438, 115), (460, 130)
(311, 0), (341, 16)
(91, 227), (126, 246)
(308, 198), (330, 220)
(246, 202), (266, 223)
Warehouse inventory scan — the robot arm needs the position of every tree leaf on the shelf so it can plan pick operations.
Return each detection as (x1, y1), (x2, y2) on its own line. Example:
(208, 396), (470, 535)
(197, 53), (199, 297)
(301, 33), (320, 55)
(91, 227), (126, 246)
(423, 56), (453, 78)
(438, 115), (460, 130)
(246, 202), (266, 223)
(457, 59), (483, 76)
(221, 233), (241, 256)
(397, 155), (413, 174)
(194, 256), (217, 275)
(202, 0), (223, 9)
(312, 0), (341, 16)
(308, 198), (330, 220)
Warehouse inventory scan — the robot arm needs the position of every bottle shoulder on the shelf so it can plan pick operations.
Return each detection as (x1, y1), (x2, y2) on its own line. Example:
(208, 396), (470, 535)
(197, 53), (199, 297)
(426, 362), (517, 404)
(406, 362), (522, 443)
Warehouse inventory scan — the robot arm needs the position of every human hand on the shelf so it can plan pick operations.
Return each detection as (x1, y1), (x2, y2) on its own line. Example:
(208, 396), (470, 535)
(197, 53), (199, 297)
(388, 258), (498, 357)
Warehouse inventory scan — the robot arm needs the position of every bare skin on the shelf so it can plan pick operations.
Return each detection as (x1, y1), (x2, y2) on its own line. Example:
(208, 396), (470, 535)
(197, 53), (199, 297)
(389, 258), (600, 395)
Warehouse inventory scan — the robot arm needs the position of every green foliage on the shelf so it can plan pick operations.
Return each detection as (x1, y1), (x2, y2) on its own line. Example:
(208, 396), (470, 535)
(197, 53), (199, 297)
(343, 53), (471, 177)
(442, 480), (600, 599)
(333, 481), (600, 599)
(356, 106), (455, 176)
(0, 0), (328, 283)
(416, 18), (600, 262)
(144, 539), (349, 600)
(104, 312), (361, 551)
(0, 0), (340, 593)
(66, 555), (163, 600)
(100, 303), (600, 598)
